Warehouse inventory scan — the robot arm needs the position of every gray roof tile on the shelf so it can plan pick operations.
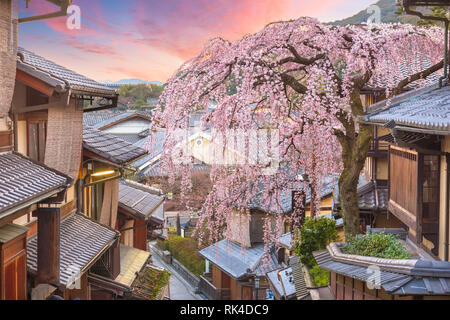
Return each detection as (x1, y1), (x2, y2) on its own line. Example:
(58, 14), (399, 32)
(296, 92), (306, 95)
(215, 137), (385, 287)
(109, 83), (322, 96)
(83, 126), (147, 165)
(366, 85), (450, 131)
(119, 180), (164, 220)
(84, 111), (152, 130)
(0, 152), (72, 216)
(18, 47), (116, 97)
(27, 213), (118, 287)
(199, 240), (281, 279)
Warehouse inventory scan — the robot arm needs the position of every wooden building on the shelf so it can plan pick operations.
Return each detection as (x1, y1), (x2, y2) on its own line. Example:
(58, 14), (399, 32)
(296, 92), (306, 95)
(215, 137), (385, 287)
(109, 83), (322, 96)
(315, 242), (450, 300)
(0, 46), (168, 300)
(117, 180), (165, 250)
(199, 240), (281, 300)
(365, 82), (450, 260)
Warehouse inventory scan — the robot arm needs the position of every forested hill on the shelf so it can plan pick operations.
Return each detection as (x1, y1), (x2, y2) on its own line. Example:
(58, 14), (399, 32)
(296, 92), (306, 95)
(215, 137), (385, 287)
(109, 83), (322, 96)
(328, 0), (400, 25)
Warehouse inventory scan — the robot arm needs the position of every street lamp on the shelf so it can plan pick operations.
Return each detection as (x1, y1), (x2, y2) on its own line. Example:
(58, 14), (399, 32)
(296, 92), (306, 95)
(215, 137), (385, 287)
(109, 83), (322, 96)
(254, 277), (260, 300)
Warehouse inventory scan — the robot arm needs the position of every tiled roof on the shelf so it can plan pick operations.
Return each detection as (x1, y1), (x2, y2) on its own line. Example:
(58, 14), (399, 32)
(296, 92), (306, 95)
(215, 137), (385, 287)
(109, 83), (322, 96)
(84, 111), (152, 130)
(112, 134), (143, 144)
(333, 177), (388, 212)
(27, 214), (118, 287)
(118, 180), (164, 220)
(366, 57), (442, 91)
(83, 111), (118, 127)
(141, 159), (210, 178)
(266, 255), (309, 300)
(314, 243), (450, 296)
(246, 172), (339, 215)
(17, 47), (116, 97)
(83, 126), (147, 165)
(366, 85), (450, 132)
(290, 255), (309, 300)
(199, 240), (281, 279)
(0, 152), (72, 217)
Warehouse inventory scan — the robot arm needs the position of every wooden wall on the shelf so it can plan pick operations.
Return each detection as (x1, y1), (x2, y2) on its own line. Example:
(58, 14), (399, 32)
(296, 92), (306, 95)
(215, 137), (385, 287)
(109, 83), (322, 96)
(388, 146), (419, 231)
(0, 233), (27, 300)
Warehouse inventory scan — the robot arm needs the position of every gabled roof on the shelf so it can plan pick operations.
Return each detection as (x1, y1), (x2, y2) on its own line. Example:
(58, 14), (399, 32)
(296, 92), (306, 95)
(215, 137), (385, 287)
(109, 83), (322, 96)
(83, 111), (118, 127)
(17, 48), (116, 98)
(27, 213), (119, 287)
(85, 111), (152, 130)
(245, 172), (339, 215)
(365, 57), (441, 92)
(199, 240), (281, 279)
(83, 126), (147, 165)
(140, 159), (210, 178)
(314, 243), (450, 296)
(0, 152), (72, 219)
(118, 180), (164, 222)
(365, 84), (450, 133)
(333, 177), (388, 213)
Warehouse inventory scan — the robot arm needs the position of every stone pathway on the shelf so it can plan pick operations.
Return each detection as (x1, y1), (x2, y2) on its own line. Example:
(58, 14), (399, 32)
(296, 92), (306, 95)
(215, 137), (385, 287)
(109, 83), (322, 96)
(149, 242), (206, 300)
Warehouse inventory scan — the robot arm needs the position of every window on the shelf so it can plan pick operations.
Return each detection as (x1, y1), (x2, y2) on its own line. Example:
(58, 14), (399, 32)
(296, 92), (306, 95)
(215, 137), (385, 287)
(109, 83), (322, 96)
(84, 182), (104, 221)
(27, 120), (47, 162)
(422, 155), (440, 222)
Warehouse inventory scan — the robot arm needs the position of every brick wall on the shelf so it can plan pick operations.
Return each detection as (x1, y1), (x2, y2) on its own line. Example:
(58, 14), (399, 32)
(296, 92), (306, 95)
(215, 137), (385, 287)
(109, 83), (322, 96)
(0, 0), (18, 118)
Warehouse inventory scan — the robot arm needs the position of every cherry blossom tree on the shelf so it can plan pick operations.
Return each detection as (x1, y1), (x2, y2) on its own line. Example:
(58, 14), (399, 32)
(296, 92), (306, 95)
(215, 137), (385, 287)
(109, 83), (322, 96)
(151, 17), (444, 241)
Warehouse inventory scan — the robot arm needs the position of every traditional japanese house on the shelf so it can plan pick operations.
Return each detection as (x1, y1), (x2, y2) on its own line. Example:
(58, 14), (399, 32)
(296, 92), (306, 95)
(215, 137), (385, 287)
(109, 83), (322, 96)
(82, 127), (170, 300)
(4, 46), (127, 300)
(314, 242), (450, 300)
(199, 240), (281, 300)
(83, 111), (153, 144)
(81, 125), (147, 225)
(0, 152), (72, 300)
(331, 51), (442, 232)
(117, 180), (165, 250)
(365, 82), (450, 261)
(197, 171), (342, 300)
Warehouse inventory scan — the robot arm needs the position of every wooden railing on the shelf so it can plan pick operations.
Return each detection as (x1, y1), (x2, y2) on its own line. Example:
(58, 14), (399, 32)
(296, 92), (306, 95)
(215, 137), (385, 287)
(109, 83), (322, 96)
(198, 275), (231, 300)
(368, 138), (389, 157)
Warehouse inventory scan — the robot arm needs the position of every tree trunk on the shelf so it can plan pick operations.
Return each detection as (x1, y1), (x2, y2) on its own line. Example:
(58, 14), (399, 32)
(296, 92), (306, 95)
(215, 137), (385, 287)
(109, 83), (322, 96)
(335, 84), (373, 238)
(339, 123), (372, 238)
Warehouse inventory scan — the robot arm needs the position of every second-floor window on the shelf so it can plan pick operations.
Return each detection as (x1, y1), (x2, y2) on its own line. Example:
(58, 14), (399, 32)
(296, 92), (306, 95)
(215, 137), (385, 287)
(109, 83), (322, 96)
(27, 120), (47, 162)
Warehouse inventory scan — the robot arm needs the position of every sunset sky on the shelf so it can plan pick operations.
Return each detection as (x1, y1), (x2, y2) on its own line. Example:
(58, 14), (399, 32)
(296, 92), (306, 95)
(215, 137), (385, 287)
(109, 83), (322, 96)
(18, 0), (377, 82)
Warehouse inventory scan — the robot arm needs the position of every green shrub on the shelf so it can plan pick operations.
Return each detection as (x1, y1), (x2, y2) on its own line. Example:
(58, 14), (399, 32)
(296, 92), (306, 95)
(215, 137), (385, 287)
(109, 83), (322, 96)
(294, 217), (339, 267)
(310, 265), (330, 287)
(152, 270), (170, 300)
(343, 232), (411, 259)
(157, 235), (205, 277)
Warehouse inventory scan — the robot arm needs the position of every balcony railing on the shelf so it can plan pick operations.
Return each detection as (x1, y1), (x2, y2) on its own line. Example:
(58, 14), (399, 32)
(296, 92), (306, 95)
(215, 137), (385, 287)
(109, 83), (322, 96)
(198, 275), (231, 300)
(368, 139), (389, 157)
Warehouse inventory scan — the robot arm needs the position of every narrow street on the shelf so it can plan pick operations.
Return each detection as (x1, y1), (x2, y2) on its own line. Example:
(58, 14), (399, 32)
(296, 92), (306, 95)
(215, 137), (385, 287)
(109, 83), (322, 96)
(149, 242), (206, 301)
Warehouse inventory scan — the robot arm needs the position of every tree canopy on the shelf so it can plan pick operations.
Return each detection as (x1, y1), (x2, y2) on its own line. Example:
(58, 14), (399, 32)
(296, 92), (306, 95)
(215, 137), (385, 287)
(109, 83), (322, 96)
(151, 17), (443, 245)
